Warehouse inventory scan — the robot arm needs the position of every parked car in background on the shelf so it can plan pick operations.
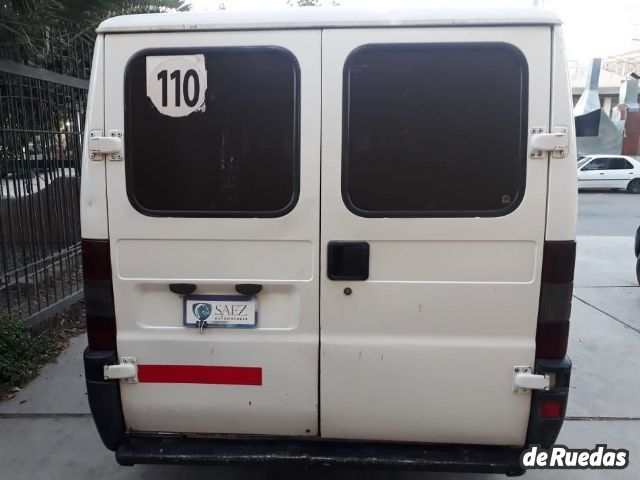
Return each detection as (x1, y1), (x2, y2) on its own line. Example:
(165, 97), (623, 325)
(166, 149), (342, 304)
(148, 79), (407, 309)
(577, 155), (640, 193)
(27, 144), (78, 168)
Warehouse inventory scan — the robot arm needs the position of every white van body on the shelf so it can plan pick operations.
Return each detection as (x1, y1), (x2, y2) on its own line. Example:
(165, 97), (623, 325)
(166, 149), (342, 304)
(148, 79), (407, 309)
(80, 8), (577, 474)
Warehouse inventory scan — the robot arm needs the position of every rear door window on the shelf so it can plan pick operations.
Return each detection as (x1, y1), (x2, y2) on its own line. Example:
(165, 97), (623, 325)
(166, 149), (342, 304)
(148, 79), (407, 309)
(611, 158), (633, 169)
(342, 43), (528, 217)
(125, 47), (299, 217)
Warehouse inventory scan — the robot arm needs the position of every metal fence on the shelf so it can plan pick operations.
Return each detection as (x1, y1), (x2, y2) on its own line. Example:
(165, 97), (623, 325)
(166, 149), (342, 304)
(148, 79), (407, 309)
(0, 29), (91, 320)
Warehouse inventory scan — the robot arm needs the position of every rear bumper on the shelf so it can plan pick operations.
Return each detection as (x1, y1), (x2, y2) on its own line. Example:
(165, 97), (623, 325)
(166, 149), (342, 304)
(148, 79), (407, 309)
(85, 349), (571, 475)
(525, 357), (572, 447)
(116, 434), (526, 475)
(84, 347), (125, 451)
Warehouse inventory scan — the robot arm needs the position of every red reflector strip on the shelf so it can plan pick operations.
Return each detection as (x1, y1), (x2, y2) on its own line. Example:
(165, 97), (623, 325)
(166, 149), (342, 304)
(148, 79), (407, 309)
(137, 365), (262, 386)
(540, 399), (563, 418)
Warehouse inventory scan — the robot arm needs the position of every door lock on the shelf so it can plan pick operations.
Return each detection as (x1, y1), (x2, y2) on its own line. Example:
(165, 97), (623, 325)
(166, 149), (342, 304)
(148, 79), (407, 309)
(513, 366), (551, 393)
(197, 320), (208, 334)
(104, 357), (138, 383)
(529, 126), (569, 159)
(89, 130), (123, 161)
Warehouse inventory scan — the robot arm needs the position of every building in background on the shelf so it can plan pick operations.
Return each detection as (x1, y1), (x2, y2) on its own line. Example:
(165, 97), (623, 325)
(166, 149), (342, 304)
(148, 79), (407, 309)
(572, 23), (640, 157)
(603, 21), (640, 79)
(570, 61), (624, 117)
(574, 59), (624, 156)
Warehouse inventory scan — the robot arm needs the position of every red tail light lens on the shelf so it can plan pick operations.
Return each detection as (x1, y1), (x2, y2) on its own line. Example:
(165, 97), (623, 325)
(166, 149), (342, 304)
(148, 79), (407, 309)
(82, 239), (116, 350)
(536, 241), (575, 360)
(539, 399), (563, 419)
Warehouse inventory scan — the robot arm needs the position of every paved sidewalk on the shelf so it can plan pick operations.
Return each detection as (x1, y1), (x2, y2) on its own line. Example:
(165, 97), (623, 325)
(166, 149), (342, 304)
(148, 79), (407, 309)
(0, 335), (89, 415)
(1, 234), (638, 479)
(0, 416), (637, 480)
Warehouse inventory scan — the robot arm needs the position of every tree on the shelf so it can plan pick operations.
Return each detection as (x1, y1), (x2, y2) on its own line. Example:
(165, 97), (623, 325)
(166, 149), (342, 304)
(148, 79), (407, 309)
(287, 0), (340, 6)
(0, 0), (190, 60)
(287, 0), (320, 6)
(0, 0), (190, 179)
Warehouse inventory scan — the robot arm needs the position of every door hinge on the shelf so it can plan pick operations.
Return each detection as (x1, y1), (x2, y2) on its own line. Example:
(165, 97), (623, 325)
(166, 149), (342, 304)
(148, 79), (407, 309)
(104, 357), (138, 383)
(513, 366), (551, 393)
(89, 129), (123, 161)
(529, 126), (569, 159)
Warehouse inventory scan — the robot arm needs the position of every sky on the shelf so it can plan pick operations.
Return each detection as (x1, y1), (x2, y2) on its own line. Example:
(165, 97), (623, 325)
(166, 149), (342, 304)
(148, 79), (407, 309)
(189, 0), (640, 62)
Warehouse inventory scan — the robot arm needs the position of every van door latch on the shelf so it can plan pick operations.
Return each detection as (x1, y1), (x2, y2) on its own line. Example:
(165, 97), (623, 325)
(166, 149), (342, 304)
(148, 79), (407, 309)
(513, 366), (551, 393)
(89, 130), (123, 161)
(529, 126), (569, 159)
(104, 357), (138, 383)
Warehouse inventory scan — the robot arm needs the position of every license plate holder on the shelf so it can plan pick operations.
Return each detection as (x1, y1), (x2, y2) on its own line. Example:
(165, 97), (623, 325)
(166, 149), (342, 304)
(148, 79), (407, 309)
(183, 295), (257, 328)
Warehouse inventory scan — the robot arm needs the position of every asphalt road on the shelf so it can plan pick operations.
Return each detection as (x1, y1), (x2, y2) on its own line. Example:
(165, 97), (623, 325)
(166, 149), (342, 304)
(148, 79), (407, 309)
(577, 191), (640, 237)
(1, 192), (639, 480)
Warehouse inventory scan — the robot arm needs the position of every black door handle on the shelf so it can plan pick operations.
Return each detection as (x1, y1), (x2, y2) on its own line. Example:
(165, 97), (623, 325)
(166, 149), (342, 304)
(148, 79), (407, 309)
(169, 283), (196, 295)
(235, 284), (262, 296)
(327, 241), (370, 280)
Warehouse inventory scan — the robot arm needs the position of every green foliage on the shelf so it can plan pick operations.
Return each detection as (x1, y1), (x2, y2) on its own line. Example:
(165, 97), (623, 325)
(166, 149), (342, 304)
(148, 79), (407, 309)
(0, 315), (55, 397)
(287, 0), (340, 6)
(0, 0), (190, 58)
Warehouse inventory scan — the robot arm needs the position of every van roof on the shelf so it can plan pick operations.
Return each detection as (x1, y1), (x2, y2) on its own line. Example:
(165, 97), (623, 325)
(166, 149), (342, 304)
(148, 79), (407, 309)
(97, 7), (561, 34)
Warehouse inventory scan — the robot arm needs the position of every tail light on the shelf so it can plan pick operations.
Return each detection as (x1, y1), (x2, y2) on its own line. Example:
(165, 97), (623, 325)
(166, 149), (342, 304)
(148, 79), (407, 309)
(82, 239), (117, 350)
(535, 241), (576, 359)
(528, 240), (575, 447)
(525, 358), (572, 447)
(539, 399), (563, 419)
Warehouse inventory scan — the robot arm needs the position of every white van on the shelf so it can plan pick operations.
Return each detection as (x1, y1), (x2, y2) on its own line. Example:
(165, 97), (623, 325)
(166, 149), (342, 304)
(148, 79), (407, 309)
(80, 8), (577, 475)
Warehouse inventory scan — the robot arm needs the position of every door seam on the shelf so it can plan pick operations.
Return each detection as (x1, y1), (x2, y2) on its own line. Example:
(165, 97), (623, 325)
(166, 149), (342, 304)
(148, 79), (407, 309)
(317, 27), (323, 438)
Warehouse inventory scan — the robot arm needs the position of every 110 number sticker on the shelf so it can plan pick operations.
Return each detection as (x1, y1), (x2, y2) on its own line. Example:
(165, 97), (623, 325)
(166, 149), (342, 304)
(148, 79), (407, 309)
(146, 55), (207, 118)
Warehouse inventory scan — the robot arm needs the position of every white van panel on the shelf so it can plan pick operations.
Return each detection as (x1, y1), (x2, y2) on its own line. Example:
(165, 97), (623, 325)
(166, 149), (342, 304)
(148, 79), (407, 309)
(97, 8), (561, 34)
(320, 26), (551, 445)
(79, 35), (108, 239)
(117, 331), (317, 435)
(116, 240), (313, 281)
(104, 30), (321, 435)
(368, 241), (535, 283)
(546, 26), (578, 241)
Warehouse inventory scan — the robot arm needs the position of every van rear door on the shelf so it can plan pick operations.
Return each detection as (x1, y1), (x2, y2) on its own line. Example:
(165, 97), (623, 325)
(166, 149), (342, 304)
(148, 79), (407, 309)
(103, 31), (320, 436)
(320, 27), (551, 445)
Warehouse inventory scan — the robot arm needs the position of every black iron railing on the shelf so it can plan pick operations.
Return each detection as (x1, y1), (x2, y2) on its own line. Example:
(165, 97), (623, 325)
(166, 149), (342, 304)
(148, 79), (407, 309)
(1, 29), (90, 318)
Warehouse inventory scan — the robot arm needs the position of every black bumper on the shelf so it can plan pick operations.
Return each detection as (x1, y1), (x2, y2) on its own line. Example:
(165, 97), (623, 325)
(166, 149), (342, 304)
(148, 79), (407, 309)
(116, 435), (526, 475)
(526, 357), (572, 447)
(84, 348), (125, 451)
